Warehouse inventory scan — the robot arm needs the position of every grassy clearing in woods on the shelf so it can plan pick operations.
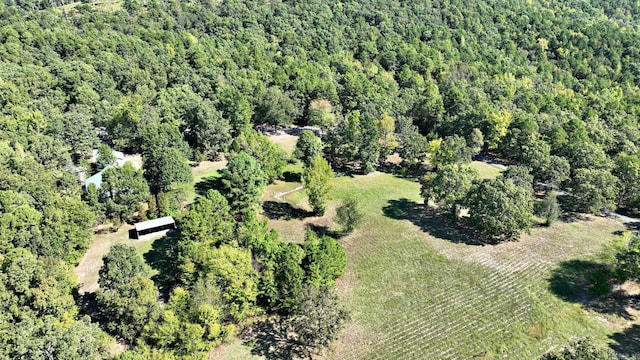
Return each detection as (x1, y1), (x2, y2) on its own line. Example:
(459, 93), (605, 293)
(215, 167), (636, 359)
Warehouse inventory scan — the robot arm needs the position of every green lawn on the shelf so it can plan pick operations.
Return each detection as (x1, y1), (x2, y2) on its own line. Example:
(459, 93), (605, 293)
(79, 152), (637, 359)
(215, 170), (634, 359)
(470, 160), (504, 179)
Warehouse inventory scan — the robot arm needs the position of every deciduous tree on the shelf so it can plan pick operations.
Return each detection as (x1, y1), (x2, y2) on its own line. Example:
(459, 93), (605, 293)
(302, 156), (334, 215)
(422, 164), (478, 219)
(465, 178), (533, 240)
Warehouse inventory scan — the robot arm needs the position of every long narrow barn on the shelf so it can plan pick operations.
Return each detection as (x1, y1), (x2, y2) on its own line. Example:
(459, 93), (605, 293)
(132, 216), (176, 239)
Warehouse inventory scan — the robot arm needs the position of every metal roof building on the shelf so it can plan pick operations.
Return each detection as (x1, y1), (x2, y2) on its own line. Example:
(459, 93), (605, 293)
(84, 165), (114, 189)
(132, 216), (176, 238)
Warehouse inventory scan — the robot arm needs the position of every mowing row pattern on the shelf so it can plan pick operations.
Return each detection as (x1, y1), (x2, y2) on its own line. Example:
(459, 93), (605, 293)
(329, 176), (621, 359)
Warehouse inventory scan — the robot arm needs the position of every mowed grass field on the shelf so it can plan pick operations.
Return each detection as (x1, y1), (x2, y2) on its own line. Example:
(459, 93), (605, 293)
(216, 170), (635, 359)
(327, 173), (629, 359)
(77, 133), (637, 358)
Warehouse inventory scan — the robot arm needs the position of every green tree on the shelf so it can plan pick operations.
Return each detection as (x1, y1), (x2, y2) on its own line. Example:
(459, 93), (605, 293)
(334, 198), (363, 233)
(294, 130), (323, 167)
(521, 140), (551, 182)
(255, 87), (299, 128)
(101, 162), (150, 221)
(397, 117), (429, 166)
(359, 116), (380, 174)
(143, 147), (193, 193)
(221, 152), (268, 214)
(178, 189), (234, 246)
(465, 178), (534, 240)
(108, 95), (145, 151)
(98, 244), (150, 290)
(537, 192), (560, 227)
(193, 245), (258, 320)
(185, 102), (232, 160)
(55, 107), (97, 161)
(421, 164), (478, 219)
(97, 276), (161, 344)
(284, 285), (349, 359)
(467, 128), (484, 155)
(613, 153), (640, 207)
(273, 243), (306, 313)
(431, 135), (473, 167)
(96, 143), (116, 171)
(302, 156), (334, 215)
(616, 236), (640, 283)
(502, 165), (534, 190)
(232, 130), (288, 181)
(568, 168), (619, 213)
(544, 156), (571, 189)
(539, 338), (617, 360)
(302, 231), (347, 288)
(307, 99), (335, 128)
(376, 113), (398, 159)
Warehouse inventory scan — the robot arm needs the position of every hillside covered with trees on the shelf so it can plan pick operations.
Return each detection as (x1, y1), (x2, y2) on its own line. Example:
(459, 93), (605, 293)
(1, 0), (640, 358)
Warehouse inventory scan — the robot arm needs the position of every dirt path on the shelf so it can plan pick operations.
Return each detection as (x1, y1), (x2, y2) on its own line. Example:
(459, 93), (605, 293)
(273, 186), (303, 201)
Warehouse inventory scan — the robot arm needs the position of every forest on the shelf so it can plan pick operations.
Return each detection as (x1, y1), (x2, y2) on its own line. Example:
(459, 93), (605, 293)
(1, 0), (640, 358)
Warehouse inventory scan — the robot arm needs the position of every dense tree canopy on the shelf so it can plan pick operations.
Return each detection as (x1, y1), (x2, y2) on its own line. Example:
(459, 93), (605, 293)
(2, 0), (640, 356)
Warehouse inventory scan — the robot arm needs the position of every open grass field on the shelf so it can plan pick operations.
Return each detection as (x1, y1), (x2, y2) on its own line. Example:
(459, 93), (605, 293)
(77, 135), (638, 358)
(75, 225), (166, 294)
(215, 169), (637, 359)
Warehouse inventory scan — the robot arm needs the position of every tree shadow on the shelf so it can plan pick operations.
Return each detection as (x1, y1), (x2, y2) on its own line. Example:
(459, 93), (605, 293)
(263, 201), (314, 220)
(305, 223), (343, 239)
(548, 260), (638, 320)
(77, 291), (104, 323)
(242, 318), (311, 360)
(382, 198), (486, 245)
(376, 161), (426, 179)
(282, 171), (301, 183)
(143, 233), (180, 299)
(610, 324), (640, 357)
(194, 175), (224, 196)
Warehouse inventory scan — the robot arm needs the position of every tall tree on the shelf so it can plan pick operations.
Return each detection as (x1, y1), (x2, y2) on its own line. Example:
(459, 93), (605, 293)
(294, 130), (323, 167)
(99, 244), (150, 290)
(568, 168), (619, 213)
(97, 276), (161, 344)
(143, 147), (193, 194)
(178, 189), (234, 246)
(613, 153), (640, 207)
(96, 143), (116, 171)
(376, 113), (398, 159)
(302, 231), (347, 288)
(255, 87), (299, 128)
(101, 162), (150, 221)
(284, 285), (349, 359)
(307, 99), (336, 128)
(232, 130), (288, 182)
(185, 102), (232, 160)
(302, 156), (334, 215)
(335, 198), (364, 233)
(221, 152), (268, 214)
(431, 135), (473, 167)
(465, 178), (534, 240)
(422, 164), (478, 219)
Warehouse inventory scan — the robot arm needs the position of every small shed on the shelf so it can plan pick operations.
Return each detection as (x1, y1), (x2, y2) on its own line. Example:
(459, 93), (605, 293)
(132, 216), (176, 239)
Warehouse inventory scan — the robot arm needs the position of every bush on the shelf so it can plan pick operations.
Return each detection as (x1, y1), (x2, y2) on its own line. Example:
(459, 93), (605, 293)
(536, 192), (560, 226)
(335, 198), (363, 233)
